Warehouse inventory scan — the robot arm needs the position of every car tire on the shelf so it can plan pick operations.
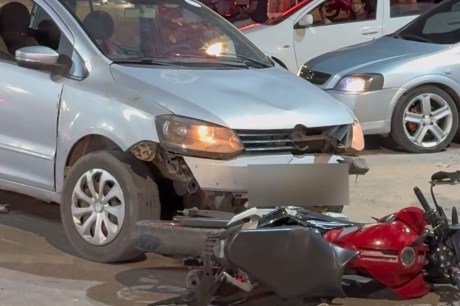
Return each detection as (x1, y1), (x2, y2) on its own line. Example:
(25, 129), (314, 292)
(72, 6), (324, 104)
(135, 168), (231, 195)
(61, 150), (160, 263)
(391, 86), (458, 153)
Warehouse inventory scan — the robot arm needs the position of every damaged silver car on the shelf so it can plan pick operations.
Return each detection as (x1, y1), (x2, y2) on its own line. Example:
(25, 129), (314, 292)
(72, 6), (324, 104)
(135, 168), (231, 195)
(0, 0), (366, 262)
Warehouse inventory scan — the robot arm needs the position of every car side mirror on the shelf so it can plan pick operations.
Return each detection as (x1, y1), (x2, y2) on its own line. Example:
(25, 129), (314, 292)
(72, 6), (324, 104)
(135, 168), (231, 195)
(15, 46), (71, 77)
(294, 14), (313, 29)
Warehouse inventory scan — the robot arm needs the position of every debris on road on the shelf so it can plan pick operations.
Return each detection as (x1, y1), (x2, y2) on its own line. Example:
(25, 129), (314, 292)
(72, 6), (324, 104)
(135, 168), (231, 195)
(0, 204), (9, 214)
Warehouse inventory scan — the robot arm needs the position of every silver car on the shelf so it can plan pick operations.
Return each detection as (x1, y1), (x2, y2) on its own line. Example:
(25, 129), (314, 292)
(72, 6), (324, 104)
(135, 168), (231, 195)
(300, 0), (460, 153)
(0, 0), (365, 262)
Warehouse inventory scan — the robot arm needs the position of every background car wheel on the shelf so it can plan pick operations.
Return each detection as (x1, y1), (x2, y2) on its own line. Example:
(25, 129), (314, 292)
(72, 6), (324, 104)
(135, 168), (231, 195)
(391, 86), (458, 153)
(61, 150), (160, 263)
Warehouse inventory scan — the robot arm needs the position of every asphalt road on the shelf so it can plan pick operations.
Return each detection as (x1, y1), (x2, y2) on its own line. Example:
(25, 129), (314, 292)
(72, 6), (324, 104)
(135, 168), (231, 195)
(1, 136), (460, 306)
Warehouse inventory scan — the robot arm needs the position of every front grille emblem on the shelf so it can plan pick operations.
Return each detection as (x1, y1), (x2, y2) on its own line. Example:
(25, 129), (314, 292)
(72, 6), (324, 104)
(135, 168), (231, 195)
(290, 125), (310, 151)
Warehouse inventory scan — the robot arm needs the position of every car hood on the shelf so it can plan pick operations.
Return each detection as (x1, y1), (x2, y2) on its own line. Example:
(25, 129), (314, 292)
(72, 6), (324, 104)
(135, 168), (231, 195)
(110, 65), (354, 129)
(307, 36), (447, 74)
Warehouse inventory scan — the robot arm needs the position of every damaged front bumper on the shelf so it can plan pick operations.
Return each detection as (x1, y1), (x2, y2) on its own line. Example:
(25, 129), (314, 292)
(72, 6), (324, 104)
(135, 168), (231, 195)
(183, 153), (368, 193)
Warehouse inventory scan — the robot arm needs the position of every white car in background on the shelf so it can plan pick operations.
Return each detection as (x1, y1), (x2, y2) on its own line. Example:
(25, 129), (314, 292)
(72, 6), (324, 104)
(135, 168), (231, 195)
(241, 0), (443, 73)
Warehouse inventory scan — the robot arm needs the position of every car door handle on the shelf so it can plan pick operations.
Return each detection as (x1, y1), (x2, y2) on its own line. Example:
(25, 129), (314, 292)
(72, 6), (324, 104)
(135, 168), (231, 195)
(361, 28), (379, 35)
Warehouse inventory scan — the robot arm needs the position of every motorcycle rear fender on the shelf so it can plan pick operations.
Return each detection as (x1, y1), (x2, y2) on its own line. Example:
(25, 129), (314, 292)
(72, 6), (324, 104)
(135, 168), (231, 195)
(225, 226), (358, 299)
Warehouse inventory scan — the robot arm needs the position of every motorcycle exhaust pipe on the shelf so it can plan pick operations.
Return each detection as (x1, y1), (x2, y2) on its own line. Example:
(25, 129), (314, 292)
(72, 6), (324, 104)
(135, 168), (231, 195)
(133, 220), (224, 257)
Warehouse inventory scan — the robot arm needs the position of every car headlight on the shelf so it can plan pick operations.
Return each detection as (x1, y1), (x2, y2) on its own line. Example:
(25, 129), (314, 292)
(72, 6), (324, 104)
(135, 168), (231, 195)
(155, 115), (244, 159)
(346, 121), (365, 154)
(334, 74), (384, 93)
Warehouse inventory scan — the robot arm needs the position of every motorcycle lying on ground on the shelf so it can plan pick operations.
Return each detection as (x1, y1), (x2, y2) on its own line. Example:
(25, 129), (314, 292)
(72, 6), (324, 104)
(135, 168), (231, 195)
(133, 171), (460, 306)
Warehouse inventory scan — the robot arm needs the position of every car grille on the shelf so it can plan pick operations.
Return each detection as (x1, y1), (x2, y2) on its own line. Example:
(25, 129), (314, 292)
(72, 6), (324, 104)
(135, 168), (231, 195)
(298, 65), (331, 85)
(235, 125), (348, 154)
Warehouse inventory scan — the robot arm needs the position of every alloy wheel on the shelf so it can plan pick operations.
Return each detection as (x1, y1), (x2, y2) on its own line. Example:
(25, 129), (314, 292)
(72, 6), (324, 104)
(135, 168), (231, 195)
(402, 92), (453, 148)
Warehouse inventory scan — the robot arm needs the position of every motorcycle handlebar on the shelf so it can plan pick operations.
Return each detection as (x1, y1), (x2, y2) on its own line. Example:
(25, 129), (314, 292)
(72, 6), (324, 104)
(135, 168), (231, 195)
(413, 187), (433, 213)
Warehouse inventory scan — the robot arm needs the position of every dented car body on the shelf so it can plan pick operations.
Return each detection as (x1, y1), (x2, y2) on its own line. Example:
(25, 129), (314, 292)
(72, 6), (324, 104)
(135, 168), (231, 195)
(0, 0), (366, 262)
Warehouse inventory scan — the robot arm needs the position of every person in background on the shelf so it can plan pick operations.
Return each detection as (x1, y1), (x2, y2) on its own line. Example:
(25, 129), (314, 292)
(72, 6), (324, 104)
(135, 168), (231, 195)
(349, 0), (375, 20)
(232, 0), (269, 27)
(321, 0), (374, 24)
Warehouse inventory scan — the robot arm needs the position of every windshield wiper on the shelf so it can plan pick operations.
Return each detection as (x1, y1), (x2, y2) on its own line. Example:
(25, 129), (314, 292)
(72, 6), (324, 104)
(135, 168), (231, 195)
(114, 57), (251, 68)
(112, 58), (182, 66)
(113, 55), (272, 69)
(216, 53), (273, 68)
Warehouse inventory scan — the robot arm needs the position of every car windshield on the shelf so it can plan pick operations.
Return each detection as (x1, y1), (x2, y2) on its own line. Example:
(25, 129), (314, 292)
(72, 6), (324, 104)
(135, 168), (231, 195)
(394, 0), (460, 45)
(264, 0), (312, 25)
(59, 0), (273, 68)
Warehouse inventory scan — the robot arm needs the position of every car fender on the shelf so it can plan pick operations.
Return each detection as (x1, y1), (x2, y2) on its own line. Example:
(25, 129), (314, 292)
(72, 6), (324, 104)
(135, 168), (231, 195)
(386, 74), (460, 123)
(55, 85), (171, 194)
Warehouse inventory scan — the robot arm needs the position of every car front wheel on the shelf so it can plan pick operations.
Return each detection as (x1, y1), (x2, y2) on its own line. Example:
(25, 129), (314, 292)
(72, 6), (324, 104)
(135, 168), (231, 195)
(61, 150), (160, 263)
(391, 85), (459, 153)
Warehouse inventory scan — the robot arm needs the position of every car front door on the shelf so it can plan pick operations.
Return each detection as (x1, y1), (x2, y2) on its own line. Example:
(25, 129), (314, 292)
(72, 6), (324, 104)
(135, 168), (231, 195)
(0, 0), (71, 191)
(0, 58), (62, 191)
(292, 0), (383, 71)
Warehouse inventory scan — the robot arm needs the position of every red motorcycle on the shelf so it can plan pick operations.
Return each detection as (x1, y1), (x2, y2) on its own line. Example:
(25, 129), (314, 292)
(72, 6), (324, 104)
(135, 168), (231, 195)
(135, 171), (460, 306)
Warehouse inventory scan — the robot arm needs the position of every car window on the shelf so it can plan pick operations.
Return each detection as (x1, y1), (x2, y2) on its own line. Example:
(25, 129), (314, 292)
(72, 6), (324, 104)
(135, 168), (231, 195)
(309, 0), (377, 26)
(0, 0), (80, 75)
(59, 0), (273, 68)
(395, 0), (460, 44)
(390, 0), (444, 18)
(0, 0), (38, 59)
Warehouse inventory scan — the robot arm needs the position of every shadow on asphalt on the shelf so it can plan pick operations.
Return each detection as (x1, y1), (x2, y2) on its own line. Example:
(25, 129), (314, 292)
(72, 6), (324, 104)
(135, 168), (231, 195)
(433, 285), (460, 304)
(85, 267), (188, 306)
(0, 190), (149, 262)
(0, 190), (78, 257)
(86, 267), (459, 306)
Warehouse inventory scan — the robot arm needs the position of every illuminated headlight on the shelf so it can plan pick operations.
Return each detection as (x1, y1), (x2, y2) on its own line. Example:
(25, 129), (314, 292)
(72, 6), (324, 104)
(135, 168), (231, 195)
(334, 74), (384, 93)
(155, 115), (243, 159)
(345, 121), (365, 154)
(400, 247), (416, 267)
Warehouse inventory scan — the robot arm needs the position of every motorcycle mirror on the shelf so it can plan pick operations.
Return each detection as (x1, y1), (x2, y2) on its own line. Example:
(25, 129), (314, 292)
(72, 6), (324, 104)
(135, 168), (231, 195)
(452, 207), (459, 225)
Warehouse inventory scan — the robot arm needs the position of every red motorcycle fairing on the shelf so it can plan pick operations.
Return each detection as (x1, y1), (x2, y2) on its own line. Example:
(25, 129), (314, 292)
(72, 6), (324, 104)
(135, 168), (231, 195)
(324, 207), (431, 298)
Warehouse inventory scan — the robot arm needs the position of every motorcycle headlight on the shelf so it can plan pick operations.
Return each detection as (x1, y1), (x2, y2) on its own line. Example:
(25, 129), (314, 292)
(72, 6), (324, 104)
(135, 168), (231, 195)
(334, 74), (384, 93)
(400, 247), (416, 267)
(345, 121), (365, 154)
(155, 115), (243, 159)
